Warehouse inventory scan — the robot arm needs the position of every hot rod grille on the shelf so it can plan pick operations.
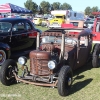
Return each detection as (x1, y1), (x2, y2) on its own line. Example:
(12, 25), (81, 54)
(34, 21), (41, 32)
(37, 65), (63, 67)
(30, 58), (51, 76)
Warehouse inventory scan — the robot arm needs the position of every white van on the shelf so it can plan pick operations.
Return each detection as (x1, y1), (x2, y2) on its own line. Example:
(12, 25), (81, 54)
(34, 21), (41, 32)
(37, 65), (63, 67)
(49, 10), (84, 28)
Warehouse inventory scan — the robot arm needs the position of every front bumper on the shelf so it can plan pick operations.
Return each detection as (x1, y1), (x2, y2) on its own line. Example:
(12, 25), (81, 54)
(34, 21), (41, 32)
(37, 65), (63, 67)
(49, 24), (61, 28)
(13, 72), (58, 87)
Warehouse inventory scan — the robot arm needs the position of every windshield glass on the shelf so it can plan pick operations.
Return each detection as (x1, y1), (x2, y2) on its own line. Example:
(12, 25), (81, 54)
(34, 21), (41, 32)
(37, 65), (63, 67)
(0, 22), (12, 33)
(84, 21), (93, 24)
(41, 36), (77, 45)
(55, 16), (63, 18)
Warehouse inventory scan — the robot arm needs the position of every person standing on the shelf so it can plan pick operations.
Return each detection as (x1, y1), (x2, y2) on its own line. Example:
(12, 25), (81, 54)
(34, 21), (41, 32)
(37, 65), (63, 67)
(0, 13), (3, 18)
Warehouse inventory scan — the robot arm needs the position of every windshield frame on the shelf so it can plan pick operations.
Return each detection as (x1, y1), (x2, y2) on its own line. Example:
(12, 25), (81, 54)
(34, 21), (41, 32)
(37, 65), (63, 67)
(41, 36), (77, 45)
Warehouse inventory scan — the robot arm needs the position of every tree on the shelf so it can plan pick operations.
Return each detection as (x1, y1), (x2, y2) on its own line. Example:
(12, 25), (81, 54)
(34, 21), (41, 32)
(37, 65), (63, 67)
(37, 6), (43, 14)
(40, 1), (51, 14)
(51, 2), (61, 10)
(24, 0), (38, 14)
(92, 6), (99, 12)
(50, 4), (54, 11)
(85, 6), (92, 15)
(60, 3), (72, 10)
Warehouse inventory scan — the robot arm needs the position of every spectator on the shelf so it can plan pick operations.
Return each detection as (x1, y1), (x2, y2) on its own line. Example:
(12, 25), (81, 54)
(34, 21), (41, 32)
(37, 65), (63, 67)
(4, 15), (6, 18)
(46, 20), (50, 28)
(0, 13), (3, 18)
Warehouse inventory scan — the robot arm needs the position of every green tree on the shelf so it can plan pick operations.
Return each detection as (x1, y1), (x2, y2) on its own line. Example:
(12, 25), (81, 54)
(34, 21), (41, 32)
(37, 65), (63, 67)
(60, 3), (72, 10)
(85, 6), (92, 15)
(40, 1), (51, 14)
(92, 6), (99, 12)
(51, 2), (61, 10)
(37, 6), (43, 14)
(50, 4), (54, 11)
(24, 0), (38, 14)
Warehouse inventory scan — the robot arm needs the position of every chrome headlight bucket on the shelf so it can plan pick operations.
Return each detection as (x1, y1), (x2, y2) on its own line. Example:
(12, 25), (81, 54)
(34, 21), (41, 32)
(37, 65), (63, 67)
(18, 56), (27, 65)
(48, 60), (57, 70)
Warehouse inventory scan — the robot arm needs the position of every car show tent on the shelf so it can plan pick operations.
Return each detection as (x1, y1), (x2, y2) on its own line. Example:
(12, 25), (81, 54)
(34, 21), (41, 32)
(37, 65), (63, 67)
(0, 3), (32, 13)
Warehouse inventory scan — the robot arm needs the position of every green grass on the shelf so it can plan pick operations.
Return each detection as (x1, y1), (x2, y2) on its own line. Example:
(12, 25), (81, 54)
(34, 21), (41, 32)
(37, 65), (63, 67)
(1, 62), (100, 100)
(0, 26), (100, 100)
(35, 26), (49, 31)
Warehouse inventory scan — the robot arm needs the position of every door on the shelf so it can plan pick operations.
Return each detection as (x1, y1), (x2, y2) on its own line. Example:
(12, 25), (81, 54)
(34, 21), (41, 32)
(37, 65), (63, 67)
(25, 22), (37, 48)
(93, 22), (100, 43)
(10, 22), (30, 52)
(76, 35), (92, 68)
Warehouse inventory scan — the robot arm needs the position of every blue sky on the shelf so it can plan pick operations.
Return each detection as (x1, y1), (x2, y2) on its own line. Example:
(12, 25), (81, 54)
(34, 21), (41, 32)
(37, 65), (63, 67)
(0, 0), (99, 12)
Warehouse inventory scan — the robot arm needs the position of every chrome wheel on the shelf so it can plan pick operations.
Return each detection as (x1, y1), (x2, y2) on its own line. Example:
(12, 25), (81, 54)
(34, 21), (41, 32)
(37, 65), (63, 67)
(68, 77), (72, 86)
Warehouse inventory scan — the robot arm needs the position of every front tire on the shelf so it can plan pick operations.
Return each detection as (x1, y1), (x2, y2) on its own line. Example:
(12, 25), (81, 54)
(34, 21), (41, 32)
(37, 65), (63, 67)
(92, 44), (100, 68)
(58, 65), (73, 96)
(0, 59), (18, 86)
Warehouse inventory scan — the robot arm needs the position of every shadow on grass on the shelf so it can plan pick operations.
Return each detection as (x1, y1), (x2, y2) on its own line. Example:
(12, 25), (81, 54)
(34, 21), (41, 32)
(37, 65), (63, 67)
(69, 78), (93, 95)
(68, 62), (93, 95)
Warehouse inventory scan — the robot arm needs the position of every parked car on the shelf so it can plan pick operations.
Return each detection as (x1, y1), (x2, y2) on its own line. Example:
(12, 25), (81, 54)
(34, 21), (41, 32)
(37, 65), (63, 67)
(1, 27), (100, 96)
(0, 18), (41, 65)
(84, 20), (94, 29)
(33, 17), (43, 26)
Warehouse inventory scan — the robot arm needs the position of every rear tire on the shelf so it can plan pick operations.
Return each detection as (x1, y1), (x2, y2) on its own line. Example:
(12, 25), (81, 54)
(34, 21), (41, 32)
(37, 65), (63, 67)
(92, 44), (100, 68)
(58, 65), (73, 96)
(0, 59), (18, 86)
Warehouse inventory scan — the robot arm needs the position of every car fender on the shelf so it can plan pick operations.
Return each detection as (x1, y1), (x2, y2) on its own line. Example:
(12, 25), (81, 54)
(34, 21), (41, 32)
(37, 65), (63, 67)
(0, 42), (11, 58)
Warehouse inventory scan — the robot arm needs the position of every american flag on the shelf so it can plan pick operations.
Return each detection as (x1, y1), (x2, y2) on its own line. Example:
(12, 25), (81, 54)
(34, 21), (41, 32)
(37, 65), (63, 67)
(0, 3), (32, 13)
(0, 3), (10, 13)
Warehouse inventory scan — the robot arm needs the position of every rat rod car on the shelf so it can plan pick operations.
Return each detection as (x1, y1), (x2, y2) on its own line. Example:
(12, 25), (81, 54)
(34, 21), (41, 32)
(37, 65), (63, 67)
(0, 27), (100, 96)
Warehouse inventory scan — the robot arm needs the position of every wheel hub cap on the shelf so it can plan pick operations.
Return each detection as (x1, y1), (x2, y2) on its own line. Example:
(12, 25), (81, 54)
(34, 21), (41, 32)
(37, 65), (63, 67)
(99, 54), (100, 58)
(0, 54), (3, 61)
(68, 78), (72, 86)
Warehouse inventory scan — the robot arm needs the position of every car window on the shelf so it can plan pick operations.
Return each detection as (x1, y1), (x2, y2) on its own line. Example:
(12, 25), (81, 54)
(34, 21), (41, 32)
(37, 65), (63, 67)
(84, 21), (93, 24)
(26, 22), (32, 30)
(34, 18), (38, 20)
(12, 22), (25, 32)
(0, 22), (12, 33)
(55, 16), (63, 18)
(70, 22), (78, 26)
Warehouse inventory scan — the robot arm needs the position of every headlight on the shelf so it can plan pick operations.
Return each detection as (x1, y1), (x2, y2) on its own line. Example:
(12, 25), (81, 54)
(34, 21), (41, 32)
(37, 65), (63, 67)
(18, 56), (27, 65)
(48, 60), (57, 70)
(42, 37), (46, 43)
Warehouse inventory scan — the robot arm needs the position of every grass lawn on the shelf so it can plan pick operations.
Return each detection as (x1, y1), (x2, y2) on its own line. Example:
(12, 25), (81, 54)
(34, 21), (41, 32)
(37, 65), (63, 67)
(0, 63), (100, 100)
(0, 26), (100, 100)
(35, 26), (49, 31)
